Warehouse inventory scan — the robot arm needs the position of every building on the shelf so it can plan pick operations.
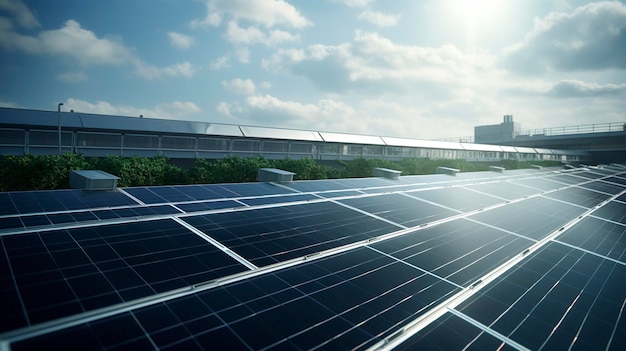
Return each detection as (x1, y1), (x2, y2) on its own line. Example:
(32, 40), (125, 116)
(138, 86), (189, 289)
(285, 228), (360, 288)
(474, 115), (521, 144)
(0, 107), (585, 163)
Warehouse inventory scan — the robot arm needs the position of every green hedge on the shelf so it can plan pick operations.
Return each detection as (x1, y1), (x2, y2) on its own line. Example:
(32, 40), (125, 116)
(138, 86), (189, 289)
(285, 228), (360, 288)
(0, 154), (563, 192)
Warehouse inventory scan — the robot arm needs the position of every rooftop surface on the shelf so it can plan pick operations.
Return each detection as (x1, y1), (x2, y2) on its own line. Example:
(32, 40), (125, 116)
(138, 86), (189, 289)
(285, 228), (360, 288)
(0, 165), (625, 350)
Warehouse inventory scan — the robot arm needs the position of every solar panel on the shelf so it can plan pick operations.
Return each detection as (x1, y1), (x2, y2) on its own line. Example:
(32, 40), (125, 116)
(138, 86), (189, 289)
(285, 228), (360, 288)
(394, 313), (519, 350)
(591, 201), (626, 223)
(542, 186), (612, 209)
(453, 242), (625, 350)
(467, 196), (587, 240)
(0, 219), (249, 332)
(1, 165), (625, 350)
(338, 193), (459, 227)
(1, 189), (138, 215)
(371, 219), (534, 287)
(181, 201), (402, 266)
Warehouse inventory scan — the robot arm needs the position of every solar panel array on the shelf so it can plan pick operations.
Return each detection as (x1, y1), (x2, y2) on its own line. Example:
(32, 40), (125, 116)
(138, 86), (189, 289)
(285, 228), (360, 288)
(1, 164), (625, 350)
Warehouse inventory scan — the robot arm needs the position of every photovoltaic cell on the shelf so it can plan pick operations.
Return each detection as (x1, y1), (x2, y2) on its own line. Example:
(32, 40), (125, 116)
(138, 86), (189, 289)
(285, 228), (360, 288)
(126, 182), (297, 204)
(239, 193), (319, 206)
(578, 181), (625, 195)
(455, 242), (626, 351)
(0, 219), (247, 331)
(176, 199), (242, 213)
(370, 219), (533, 287)
(571, 171), (608, 180)
(278, 179), (351, 192)
(604, 176), (626, 186)
(510, 177), (566, 192)
(542, 187), (612, 208)
(396, 313), (518, 351)
(1, 204), (183, 232)
(549, 173), (590, 185)
(1, 189), (138, 215)
(13, 247), (461, 350)
(218, 182), (297, 197)
(358, 183), (430, 194)
(410, 187), (503, 212)
(464, 181), (542, 200)
(316, 190), (364, 198)
(592, 201), (626, 224)
(339, 193), (458, 227)
(182, 202), (401, 266)
(468, 196), (587, 240)
(556, 217), (626, 263)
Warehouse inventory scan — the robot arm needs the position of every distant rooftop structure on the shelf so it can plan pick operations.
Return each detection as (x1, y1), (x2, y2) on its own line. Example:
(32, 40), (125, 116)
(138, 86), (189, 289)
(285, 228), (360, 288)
(0, 107), (587, 163)
(473, 115), (626, 163)
(474, 115), (521, 144)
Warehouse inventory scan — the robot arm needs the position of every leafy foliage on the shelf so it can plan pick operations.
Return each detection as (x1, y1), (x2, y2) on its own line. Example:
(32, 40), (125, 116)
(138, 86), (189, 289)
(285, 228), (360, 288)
(0, 153), (91, 191)
(0, 154), (564, 191)
(93, 156), (186, 187)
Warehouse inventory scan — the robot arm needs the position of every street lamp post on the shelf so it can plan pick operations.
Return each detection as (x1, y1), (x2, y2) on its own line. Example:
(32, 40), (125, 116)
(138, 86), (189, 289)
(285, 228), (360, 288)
(57, 102), (63, 155)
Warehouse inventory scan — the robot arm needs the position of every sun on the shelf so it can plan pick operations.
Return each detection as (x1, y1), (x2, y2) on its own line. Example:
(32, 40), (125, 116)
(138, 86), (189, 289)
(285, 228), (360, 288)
(441, 0), (508, 49)
(462, 0), (502, 24)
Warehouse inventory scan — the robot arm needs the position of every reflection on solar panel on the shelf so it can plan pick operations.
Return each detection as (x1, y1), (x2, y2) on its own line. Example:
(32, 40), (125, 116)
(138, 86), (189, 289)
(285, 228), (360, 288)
(1, 165), (625, 350)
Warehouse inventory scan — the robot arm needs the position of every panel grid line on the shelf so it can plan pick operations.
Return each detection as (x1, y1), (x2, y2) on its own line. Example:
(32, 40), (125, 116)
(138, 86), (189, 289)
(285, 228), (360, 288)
(171, 217), (258, 270)
(116, 188), (146, 206)
(366, 246), (464, 289)
(447, 308), (531, 351)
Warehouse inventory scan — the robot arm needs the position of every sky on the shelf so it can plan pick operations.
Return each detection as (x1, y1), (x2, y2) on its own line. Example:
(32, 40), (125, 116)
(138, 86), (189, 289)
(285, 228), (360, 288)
(1, 0), (625, 140)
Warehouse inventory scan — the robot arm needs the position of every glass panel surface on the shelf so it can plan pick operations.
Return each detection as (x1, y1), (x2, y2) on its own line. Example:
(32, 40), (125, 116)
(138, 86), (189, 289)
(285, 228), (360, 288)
(183, 202), (402, 266)
(0, 219), (247, 331)
(456, 242), (626, 351)
(12, 247), (460, 350)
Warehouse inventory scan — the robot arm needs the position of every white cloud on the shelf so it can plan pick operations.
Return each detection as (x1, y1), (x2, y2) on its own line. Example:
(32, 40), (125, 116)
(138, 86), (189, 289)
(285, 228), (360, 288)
(135, 61), (197, 80)
(548, 80), (626, 98)
(0, 18), (197, 81)
(216, 101), (243, 118)
(224, 21), (299, 46)
(0, 19), (134, 66)
(504, 1), (626, 73)
(0, 0), (39, 28)
(263, 31), (496, 94)
(234, 47), (250, 63)
(222, 78), (256, 95)
(209, 55), (230, 70)
(191, 0), (311, 28)
(333, 0), (374, 8)
(167, 31), (194, 49)
(358, 10), (400, 27)
(217, 94), (356, 131)
(57, 71), (87, 83)
(64, 98), (201, 119)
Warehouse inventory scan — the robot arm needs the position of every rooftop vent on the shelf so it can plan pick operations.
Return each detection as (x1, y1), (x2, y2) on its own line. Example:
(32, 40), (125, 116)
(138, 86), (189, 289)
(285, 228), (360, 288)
(69, 170), (119, 191)
(257, 168), (295, 183)
(437, 166), (460, 176)
(372, 167), (401, 180)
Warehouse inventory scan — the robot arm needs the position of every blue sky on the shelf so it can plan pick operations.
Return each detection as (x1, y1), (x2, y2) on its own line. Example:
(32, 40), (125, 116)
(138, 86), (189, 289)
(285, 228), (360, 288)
(1, 0), (625, 140)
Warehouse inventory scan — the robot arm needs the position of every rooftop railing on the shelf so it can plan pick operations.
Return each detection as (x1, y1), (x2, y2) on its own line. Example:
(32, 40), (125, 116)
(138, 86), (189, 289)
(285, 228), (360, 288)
(518, 122), (625, 137)
(435, 121), (625, 143)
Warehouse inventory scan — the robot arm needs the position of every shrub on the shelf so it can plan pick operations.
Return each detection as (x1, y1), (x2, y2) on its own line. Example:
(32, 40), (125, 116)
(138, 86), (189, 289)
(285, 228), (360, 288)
(0, 153), (91, 191)
(93, 156), (185, 187)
